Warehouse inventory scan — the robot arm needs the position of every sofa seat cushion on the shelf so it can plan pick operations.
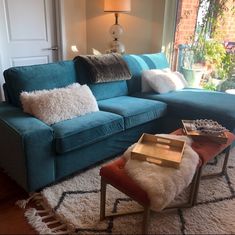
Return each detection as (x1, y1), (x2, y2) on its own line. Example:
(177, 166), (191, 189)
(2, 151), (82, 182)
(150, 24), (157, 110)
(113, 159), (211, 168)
(98, 96), (167, 129)
(136, 88), (235, 130)
(52, 111), (124, 154)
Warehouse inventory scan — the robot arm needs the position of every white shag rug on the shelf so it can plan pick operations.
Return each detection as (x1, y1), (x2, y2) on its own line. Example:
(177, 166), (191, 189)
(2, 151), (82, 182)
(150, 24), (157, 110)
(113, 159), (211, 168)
(19, 148), (235, 234)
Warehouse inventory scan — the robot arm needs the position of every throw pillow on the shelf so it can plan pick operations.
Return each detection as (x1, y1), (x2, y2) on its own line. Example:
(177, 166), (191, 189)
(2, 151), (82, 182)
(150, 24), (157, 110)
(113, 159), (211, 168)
(142, 69), (188, 93)
(142, 68), (171, 92)
(20, 83), (99, 125)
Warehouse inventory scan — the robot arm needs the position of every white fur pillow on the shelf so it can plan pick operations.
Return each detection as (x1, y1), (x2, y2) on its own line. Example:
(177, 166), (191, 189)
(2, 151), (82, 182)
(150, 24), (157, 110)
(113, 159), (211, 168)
(20, 83), (99, 125)
(142, 69), (188, 93)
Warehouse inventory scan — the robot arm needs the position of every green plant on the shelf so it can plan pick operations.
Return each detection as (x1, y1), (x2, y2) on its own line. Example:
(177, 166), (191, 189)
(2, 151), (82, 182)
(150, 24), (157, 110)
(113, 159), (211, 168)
(204, 40), (226, 69)
(218, 52), (235, 79)
(182, 0), (235, 80)
(196, 0), (234, 40)
(203, 39), (233, 79)
(202, 81), (217, 91)
(182, 37), (228, 77)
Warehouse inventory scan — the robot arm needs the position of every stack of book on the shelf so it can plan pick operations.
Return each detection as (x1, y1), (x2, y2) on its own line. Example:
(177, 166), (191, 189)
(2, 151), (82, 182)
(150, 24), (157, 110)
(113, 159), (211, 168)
(182, 119), (228, 144)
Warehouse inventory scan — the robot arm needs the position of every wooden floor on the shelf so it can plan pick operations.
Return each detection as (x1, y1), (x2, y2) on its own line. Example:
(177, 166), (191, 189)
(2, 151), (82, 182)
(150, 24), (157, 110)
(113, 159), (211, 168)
(0, 170), (36, 234)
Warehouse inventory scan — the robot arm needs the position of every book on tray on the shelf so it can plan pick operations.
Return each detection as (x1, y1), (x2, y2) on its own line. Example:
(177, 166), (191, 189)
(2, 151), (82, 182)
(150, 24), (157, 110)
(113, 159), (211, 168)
(182, 119), (228, 144)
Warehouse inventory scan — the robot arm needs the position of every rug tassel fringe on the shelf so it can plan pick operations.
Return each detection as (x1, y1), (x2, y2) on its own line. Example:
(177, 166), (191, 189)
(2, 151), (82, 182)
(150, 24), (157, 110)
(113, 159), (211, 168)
(15, 193), (42, 209)
(25, 207), (73, 234)
(25, 208), (54, 234)
(50, 224), (67, 232)
(16, 193), (73, 234)
(46, 220), (60, 225)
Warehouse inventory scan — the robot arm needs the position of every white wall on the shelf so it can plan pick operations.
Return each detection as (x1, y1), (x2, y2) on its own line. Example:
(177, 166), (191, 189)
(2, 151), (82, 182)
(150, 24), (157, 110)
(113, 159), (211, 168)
(161, 0), (178, 68)
(151, 0), (165, 52)
(0, 0), (167, 69)
(60, 0), (166, 56)
(85, 0), (166, 54)
(61, 0), (87, 59)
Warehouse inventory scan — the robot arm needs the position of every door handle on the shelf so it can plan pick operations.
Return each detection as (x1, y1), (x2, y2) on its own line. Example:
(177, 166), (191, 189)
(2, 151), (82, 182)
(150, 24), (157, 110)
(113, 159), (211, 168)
(43, 46), (59, 51)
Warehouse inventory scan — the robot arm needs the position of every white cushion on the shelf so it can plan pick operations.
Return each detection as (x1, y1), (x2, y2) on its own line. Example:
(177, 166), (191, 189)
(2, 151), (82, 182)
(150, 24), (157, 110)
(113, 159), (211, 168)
(20, 83), (99, 125)
(142, 69), (188, 94)
(141, 68), (170, 92)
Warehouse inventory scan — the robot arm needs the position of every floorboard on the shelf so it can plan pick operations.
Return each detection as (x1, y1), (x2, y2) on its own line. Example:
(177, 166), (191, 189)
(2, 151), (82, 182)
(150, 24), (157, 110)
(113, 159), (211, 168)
(0, 170), (36, 234)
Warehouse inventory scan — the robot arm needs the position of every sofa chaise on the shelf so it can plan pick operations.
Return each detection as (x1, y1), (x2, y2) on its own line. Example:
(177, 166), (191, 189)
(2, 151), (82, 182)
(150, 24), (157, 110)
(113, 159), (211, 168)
(0, 53), (234, 192)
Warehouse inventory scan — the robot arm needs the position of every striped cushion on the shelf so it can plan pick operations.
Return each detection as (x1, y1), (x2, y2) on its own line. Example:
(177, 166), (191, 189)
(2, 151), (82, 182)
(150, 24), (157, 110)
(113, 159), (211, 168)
(123, 53), (170, 94)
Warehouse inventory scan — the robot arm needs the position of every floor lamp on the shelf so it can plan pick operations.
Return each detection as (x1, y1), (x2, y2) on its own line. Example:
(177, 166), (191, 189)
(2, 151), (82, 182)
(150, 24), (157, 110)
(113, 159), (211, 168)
(104, 0), (131, 54)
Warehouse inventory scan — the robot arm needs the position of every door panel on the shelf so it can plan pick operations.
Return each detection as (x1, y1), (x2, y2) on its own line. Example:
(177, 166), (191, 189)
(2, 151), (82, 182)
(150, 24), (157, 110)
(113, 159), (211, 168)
(0, 0), (58, 100)
(12, 56), (49, 67)
(1, 0), (58, 66)
(5, 0), (48, 41)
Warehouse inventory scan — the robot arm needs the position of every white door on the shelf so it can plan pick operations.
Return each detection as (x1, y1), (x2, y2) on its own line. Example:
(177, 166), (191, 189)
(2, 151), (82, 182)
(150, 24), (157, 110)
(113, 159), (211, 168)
(0, 0), (59, 100)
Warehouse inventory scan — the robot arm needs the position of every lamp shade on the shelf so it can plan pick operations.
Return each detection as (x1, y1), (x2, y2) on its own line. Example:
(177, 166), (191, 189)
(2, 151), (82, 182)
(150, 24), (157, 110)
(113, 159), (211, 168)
(104, 0), (131, 12)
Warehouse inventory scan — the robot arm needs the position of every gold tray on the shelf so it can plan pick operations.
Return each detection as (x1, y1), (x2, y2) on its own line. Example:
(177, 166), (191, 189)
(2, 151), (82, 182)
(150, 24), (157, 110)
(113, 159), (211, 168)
(182, 120), (228, 144)
(131, 133), (186, 169)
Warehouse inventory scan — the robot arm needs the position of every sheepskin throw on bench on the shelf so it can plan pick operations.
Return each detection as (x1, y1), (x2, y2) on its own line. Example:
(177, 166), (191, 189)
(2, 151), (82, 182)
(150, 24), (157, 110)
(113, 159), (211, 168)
(123, 134), (199, 211)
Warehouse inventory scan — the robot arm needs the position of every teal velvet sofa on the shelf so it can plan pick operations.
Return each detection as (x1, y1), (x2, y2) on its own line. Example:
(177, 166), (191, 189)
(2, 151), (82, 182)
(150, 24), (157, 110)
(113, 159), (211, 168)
(122, 54), (235, 134)
(0, 53), (234, 192)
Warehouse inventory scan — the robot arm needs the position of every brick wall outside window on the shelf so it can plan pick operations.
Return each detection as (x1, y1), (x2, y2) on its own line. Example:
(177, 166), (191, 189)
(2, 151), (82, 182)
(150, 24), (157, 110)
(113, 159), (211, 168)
(174, 0), (235, 46)
(216, 0), (235, 42)
(173, 0), (235, 70)
(174, 0), (199, 47)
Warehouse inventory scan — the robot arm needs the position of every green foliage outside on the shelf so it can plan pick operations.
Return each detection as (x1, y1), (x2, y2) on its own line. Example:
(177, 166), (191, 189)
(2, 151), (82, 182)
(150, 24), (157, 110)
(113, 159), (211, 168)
(203, 81), (217, 91)
(182, 0), (235, 91)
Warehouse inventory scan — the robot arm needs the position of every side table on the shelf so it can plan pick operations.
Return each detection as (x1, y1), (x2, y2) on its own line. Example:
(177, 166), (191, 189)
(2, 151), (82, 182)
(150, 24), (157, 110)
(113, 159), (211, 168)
(172, 129), (235, 204)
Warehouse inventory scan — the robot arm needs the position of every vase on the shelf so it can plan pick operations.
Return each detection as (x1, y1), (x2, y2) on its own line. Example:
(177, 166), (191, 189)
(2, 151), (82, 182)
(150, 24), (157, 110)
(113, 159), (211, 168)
(181, 67), (205, 88)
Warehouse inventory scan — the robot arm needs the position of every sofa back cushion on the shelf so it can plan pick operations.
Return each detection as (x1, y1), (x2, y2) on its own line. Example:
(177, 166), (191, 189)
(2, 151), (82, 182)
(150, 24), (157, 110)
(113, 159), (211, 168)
(88, 82), (129, 101)
(74, 56), (129, 101)
(123, 53), (170, 94)
(3, 61), (77, 107)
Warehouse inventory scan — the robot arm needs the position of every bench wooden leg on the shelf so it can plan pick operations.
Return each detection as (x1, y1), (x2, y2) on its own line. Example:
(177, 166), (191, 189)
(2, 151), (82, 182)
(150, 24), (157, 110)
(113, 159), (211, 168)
(142, 206), (150, 234)
(201, 146), (232, 179)
(100, 178), (107, 221)
(100, 177), (151, 233)
(192, 146), (232, 205)
(188, 167), (200, 206)
(192, 165), (203, 206)
(222, 146), (231, 175)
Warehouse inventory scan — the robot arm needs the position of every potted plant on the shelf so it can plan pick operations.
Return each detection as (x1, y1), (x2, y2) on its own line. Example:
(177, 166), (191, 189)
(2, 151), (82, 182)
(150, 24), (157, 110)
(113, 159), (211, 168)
(180, 37), (207, 88)
(180, 0), (234, 90)
(181, 38), (233, 89)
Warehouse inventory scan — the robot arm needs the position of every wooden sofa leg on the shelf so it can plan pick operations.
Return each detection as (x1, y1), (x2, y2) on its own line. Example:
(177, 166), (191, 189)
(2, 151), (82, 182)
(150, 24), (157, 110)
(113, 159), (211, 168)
(100, 178), (107, 221)
(142, 206), (150, 234)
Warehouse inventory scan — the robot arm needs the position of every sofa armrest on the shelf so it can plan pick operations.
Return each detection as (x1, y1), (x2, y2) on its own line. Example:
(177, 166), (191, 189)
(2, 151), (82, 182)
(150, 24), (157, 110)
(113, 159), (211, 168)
(0, 102), (55, 192)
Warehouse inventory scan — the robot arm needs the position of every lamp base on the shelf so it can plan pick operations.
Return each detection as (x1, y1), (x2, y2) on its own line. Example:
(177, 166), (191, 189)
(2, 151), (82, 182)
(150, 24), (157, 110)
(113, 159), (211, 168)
(107, 13), (126, 54)
(109, 23), (124, 39)
(110, 40), (125, 54)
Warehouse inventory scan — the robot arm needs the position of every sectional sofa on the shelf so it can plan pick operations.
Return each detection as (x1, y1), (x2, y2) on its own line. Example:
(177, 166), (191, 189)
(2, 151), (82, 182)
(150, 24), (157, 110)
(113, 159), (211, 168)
(0, 53), (234, 192)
